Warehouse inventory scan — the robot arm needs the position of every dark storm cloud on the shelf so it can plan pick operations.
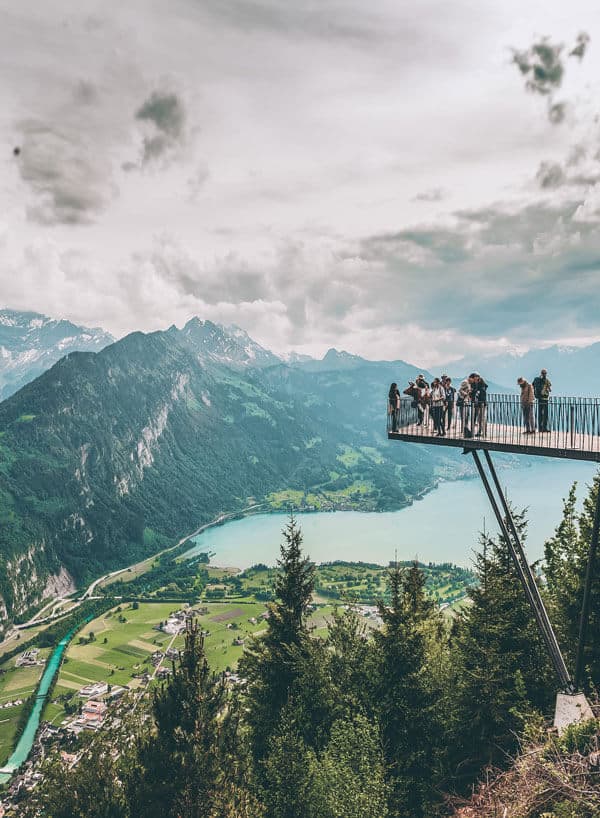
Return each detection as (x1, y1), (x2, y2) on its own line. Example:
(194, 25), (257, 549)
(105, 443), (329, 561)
(534, 158), (600, 190)
(512, 33), (591, 125)
(358, 196), (600, 342)
(16, 119), (114, 225)
(134, 90), (187, 166)
(548, 101), (567, 124)
(512, 39), (564, 96)
(536, 161), (565, 189)
(570, 31), (591, 60)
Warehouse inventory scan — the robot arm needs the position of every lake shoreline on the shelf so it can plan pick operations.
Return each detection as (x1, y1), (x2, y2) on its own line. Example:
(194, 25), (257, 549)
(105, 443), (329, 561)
(183, 459), (597, 571)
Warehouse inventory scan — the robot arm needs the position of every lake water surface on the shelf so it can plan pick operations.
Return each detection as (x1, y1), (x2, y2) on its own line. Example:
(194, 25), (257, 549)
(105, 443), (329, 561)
(184, 459), (599, 569)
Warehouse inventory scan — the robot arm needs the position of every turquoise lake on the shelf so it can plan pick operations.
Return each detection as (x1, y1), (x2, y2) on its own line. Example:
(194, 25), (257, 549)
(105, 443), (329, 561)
(184, 458), (599, 569)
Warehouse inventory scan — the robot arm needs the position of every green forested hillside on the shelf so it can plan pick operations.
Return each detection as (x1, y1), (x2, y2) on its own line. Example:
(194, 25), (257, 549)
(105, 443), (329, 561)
(0, 327), (440, 621)
(19, 496), (600, 818)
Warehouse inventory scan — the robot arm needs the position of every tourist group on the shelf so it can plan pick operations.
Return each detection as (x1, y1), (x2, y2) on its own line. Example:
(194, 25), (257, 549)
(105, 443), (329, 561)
(388, 369), (552, 438)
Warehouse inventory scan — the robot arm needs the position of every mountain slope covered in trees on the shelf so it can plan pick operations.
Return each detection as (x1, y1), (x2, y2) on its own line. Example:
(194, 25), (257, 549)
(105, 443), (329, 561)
(0, 324), (442, 623)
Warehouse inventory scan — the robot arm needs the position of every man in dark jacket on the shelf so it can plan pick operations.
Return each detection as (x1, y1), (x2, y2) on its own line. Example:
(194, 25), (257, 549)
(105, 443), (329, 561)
(532, 368), (551, 432)
(470, 373), (488, 437)
(443, 377), (456, 430)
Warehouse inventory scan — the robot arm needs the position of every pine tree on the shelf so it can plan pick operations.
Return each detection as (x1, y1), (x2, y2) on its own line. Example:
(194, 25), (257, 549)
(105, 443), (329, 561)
(544, 483), (583, 667)
(545, 475), (600, 687)
(21, 738), (127, 818)
(451, 519), (555, 783)
(239, 516), (315, 765)
(124, 622), (249, 818)
(261, 703), (316, 818)
(311, 714), (389, 818)
(372, 563), (440, 818)
(326, 604), (378, 722)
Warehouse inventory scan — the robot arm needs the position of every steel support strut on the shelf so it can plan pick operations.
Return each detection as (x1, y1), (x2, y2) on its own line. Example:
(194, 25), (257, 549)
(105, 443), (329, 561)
(470, 449), (574, 692)
(574, 483), (600, 690)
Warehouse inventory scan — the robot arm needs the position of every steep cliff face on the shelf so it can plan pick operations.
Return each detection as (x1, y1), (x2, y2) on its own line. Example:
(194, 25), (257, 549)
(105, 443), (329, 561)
(0, 327), (437, 622)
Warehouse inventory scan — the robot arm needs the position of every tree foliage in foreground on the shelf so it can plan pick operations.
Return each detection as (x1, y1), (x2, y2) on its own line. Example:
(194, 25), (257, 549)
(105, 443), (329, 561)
(22, 489), (600, 818)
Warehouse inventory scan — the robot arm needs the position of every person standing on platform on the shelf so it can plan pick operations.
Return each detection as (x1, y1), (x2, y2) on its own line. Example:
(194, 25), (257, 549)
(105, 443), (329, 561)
(430, 378), (446, 436)
(444, 377), (456, 430)
(532, 368), (552, 432)
(415, 374), (430, 426)
(404, 381), (423, 426)
(459, 376), (473, 437)
(518, 377), (536, 434)
(471, 373), (488, 437)
(388, 382), (400, 432)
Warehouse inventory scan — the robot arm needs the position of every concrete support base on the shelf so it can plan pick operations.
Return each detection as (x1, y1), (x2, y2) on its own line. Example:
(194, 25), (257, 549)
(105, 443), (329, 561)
(553, 692), (595, 734)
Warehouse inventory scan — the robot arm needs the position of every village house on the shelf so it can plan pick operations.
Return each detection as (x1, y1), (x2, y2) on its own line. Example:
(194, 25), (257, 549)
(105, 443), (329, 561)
(16, 649), (40, 668)
(78, 682), (109, 699)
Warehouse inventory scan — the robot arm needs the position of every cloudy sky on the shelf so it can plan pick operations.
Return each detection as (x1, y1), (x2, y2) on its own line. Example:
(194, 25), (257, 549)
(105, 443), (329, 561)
(1, 1), (600, 365)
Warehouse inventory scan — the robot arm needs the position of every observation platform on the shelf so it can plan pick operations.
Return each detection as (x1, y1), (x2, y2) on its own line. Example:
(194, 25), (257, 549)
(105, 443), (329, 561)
(387, 395), (600, 463)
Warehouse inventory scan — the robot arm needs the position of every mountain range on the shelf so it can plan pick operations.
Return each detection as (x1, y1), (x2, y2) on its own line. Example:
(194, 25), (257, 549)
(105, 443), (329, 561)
(2, 307), (600, 626)
(0, 315), (446, 625)
(0, 309), (114, 401)
(443, 344), (600, 396)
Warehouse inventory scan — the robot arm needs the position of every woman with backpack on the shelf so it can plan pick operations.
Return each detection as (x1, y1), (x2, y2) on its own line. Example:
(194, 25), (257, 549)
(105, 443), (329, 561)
(388, 382), (400, 432)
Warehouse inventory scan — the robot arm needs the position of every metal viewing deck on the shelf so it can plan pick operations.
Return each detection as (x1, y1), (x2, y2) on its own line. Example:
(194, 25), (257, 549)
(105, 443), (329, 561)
(387, 395), (600, 463)
(388, 392), (600, 700)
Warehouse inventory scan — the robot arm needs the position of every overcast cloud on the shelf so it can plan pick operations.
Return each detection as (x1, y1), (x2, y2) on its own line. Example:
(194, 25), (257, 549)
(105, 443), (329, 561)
(1, 0), (600, 366)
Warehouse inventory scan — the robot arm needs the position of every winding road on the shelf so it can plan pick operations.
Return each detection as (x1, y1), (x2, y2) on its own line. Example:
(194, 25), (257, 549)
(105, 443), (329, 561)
(1, 504), (266, 646)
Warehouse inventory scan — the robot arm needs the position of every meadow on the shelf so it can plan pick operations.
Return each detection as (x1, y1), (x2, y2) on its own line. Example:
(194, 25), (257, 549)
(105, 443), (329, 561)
(0, 648), (51, 763)
(42, 601), (276, 728)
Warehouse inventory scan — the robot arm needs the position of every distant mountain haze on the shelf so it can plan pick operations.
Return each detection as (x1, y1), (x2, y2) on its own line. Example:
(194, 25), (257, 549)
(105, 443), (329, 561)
(443, 345), (600, 397)
(0, 309), (114, 400)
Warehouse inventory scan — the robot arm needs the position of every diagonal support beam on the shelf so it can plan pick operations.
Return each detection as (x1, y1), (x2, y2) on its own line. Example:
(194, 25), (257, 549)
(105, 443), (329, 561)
(574, 483), (600, 690)
(470, 449), (573, 692)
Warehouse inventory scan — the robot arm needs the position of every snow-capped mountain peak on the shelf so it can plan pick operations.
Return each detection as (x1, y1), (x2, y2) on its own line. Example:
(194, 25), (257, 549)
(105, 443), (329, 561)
(173, 318), (281, 369)
(0, 309), (114, 400)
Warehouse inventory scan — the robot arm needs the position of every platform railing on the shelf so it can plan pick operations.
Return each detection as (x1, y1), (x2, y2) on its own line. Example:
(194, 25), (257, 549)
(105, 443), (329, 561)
(387, 394), (600, 455)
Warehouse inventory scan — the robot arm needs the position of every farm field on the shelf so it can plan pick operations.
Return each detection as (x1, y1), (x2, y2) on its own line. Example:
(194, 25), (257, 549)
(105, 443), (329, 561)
(238, 561), (475, 607)
(42, 601), (273, 728)
(0, 649), (51, 764)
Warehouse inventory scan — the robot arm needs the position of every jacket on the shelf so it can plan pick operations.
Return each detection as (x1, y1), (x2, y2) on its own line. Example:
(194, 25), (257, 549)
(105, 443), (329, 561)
(532, 376), (551, 400)
(520, 381), (534, 405)
(472, 379), (488, 404)
(458, 379), (471, 404)
(431, 385), (445, 406)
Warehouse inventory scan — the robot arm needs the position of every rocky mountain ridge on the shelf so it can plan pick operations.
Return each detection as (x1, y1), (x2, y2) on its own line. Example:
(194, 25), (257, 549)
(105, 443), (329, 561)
(0, 309), (114, 400)
(0, 324), (439, 625)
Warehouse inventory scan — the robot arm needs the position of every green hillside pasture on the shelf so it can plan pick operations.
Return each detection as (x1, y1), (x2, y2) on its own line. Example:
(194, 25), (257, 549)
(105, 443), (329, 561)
(240, 562), (475, 607)
(43, 601), (271, 726)
(0, 648), (50, 764)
